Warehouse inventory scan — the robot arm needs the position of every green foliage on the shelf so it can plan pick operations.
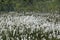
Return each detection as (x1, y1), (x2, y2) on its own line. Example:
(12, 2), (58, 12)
(0, 0), (60, 13)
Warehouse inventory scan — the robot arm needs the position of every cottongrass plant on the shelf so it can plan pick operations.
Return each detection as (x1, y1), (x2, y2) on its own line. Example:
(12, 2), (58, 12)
(0, 12), (60, 40)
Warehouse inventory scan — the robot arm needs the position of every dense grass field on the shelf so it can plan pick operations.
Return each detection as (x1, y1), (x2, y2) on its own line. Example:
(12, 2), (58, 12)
(0, 12), (60, 40)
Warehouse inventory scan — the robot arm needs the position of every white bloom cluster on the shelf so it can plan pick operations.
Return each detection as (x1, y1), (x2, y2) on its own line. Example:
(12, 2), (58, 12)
(0, 13), (60, 40)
